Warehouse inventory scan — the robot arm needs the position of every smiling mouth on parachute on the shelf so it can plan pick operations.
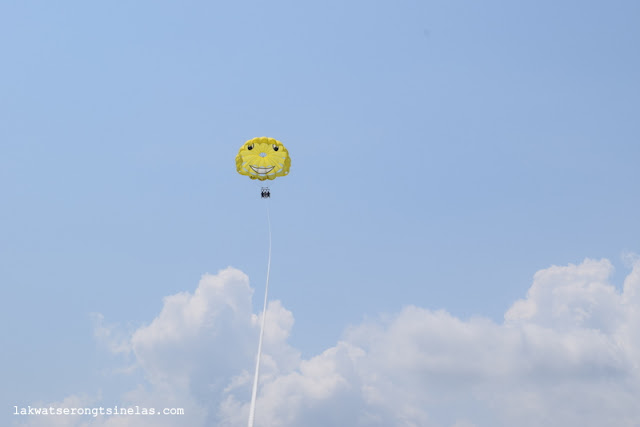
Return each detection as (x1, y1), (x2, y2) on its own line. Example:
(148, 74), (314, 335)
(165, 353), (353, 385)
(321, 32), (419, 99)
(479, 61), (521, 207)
(250, 165), (275, 174)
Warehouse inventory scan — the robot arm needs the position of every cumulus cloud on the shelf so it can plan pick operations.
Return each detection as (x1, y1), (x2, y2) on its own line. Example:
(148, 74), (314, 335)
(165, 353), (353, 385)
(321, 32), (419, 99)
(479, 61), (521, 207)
(16, 258), (640, 427)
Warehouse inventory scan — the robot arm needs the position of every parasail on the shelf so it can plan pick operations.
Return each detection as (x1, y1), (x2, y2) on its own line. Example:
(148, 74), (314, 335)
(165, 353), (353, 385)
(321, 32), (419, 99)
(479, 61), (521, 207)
(236, 136), (291, 181)
(238, 137), (290, 427)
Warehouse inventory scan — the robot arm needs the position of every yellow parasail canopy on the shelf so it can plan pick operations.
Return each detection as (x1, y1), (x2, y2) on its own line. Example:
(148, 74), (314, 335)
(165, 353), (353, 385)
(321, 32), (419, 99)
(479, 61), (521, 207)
(235, 137), (291, 181)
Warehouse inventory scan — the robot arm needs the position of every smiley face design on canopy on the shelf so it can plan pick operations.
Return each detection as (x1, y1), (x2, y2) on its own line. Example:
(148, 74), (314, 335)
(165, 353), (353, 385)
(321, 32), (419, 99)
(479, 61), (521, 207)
(235, 137), (291, 181)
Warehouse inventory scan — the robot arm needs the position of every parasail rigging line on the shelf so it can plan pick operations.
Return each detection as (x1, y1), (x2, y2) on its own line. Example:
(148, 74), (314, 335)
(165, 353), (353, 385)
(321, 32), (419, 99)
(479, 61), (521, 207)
(247, 198), (271, 427)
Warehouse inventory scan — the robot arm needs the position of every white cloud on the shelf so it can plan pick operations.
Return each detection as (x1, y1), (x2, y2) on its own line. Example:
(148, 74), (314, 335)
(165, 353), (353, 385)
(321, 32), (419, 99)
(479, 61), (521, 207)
(16, 258), (640, 427)
(91, 313), (131, 355)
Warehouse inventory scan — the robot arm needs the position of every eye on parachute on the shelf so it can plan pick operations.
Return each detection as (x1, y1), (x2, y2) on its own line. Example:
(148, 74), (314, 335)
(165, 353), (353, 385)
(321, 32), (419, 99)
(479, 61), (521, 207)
(235, 137), (291, 181)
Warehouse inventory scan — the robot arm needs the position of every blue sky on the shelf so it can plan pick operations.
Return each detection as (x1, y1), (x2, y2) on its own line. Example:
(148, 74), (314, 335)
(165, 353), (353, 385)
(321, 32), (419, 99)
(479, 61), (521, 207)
(2, 1), (640, 426)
